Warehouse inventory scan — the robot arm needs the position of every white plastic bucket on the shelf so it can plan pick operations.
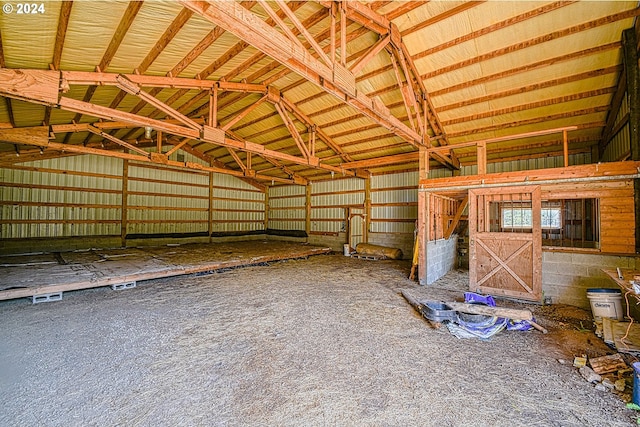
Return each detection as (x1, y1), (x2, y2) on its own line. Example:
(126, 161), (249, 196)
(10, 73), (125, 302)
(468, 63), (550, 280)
(587, 288), (623, 321)
(343, 244), (350, 256)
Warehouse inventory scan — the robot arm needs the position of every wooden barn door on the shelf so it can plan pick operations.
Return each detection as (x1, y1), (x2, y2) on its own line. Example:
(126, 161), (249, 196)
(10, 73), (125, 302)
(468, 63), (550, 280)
(469, 186), (542, 302)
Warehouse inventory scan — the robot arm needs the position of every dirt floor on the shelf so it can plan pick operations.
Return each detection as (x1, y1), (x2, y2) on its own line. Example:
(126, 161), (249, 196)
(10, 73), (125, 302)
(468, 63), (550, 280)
(0, 253), (637, 426)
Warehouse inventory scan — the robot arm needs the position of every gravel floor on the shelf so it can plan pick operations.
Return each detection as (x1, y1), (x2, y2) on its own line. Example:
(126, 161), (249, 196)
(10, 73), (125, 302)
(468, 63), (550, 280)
(0, 253), (635, 426)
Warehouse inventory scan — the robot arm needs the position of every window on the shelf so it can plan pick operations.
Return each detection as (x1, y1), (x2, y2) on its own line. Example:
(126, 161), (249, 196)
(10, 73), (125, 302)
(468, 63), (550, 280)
(542, 199), (599, 249)
(494, 198), (599, 249)
(501, 205), (532, 229)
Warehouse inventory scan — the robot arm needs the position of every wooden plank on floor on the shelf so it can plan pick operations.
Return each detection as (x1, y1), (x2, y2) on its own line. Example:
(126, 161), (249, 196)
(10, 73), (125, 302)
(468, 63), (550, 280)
(0, 241), (332, 301)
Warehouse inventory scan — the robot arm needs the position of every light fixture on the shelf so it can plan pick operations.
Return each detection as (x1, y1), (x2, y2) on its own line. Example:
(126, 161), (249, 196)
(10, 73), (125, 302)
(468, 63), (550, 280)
(144, 126), (153, 139)
(331, 171), (335, 179)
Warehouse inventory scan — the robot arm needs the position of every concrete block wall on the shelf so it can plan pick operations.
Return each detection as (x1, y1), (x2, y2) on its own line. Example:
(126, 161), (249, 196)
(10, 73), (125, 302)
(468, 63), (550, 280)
(368, 232), (414, 260)
(307, 233), (348, 253)
(426, 234), (457, 284)
(542, 251), (639, 310)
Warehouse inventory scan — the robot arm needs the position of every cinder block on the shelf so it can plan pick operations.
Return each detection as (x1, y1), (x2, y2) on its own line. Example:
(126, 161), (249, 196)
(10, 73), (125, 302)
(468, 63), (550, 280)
(543, 251), (572, 263)
(572, 253), (631, 268)
(32, 292), (63, 304)
(111, 281), (136, 291)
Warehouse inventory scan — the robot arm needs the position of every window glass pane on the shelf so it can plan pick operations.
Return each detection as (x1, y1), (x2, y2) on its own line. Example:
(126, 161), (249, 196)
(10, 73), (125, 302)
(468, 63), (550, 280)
(541, 208), (561, 228)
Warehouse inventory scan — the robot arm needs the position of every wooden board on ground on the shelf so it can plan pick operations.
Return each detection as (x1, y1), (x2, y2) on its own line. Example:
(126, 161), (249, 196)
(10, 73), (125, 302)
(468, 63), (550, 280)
(613, 321), (640, 354)
(589, 353), (627, 374)
(0, 241), (332, 301)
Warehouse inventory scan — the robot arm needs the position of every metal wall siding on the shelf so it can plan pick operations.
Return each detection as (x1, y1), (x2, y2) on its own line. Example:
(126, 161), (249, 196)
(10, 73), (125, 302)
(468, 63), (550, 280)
(1, 157), (122, 238)
(603, 94), (630, 162)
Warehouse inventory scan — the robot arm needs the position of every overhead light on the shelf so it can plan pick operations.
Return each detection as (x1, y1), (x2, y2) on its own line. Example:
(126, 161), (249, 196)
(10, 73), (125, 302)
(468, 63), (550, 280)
(144, 126), (153, 139)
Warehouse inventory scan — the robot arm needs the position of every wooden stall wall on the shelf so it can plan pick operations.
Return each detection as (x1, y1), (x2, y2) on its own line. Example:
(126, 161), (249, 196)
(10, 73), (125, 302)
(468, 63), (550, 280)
(541, 180), (635, 254)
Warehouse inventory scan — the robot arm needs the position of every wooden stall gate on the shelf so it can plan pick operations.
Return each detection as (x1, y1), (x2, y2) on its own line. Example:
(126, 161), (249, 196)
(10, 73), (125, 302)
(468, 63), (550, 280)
(469, 186), (542, 302)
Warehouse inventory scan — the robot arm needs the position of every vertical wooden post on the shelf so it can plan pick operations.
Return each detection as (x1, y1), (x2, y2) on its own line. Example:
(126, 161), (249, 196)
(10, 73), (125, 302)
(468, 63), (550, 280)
(418, 191), (428, 285)
(305, 183), (312, 241)
(156, 130), (162, 153)
(121, 159), (129, 247)
(208, 171), (214, 242)
(364, 177), (371, 243)
(622, 28), (640, 252)
(419, 146), (429, 180)
(562, 129), (569, 167)
(209, 85), (218, 127)
(417, 146), (428, 284)
(330, 2), (336, 64)
(477, 141), (487, 175)
(340, 1), (347, 66)
(264, 184), (270, 232)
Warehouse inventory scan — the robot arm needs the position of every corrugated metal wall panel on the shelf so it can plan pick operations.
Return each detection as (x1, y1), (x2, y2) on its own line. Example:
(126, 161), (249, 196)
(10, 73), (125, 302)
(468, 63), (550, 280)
(267, 185), (305, 231)
(371, 172), (418, 235)
(1, 156), (122, 238)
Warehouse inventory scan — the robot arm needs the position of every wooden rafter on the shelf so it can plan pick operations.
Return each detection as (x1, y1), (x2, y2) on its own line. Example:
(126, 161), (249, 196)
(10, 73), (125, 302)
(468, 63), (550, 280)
(440, 65), (621, 113)
(431, 42), (620, 98)
(400, 1), (485, 36)
(384, 2), (425, 21)
(86, 124), (150, 156)
(0, 68), (364, 180)
(274, 101), (310, 159)
(420, 8), (640, 79)
(180, 0), (424, 149)
(442, 87), (615, 127)
(416, 2), (575, 59)
(220, 94), (268, 132)
(274, 0), (332, 67)
(70, 0), (144, 144)
(258, 1), (305, 51)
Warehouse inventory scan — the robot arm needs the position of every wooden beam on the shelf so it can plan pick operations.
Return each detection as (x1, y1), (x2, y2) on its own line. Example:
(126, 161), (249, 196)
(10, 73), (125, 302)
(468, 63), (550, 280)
(180, 0), (424, 149)
(220, 94), (268, 131)
(401, 1), (485, 36)
(319, 0), (390, 35)
(420, 161), (640, 190)
(86, 124), (150, 157)
(114, 74), (202, 130)
(431, 42), (620, 98)
(415, 2), (574, 60)
(421, 9), (640, 79)
(121, 159), (129, 246)
(58, 97), (201, 139)
(349, 34), (390, 75)
(274, 101), (310, 159)
(444, 196), (468, 240)
(275, 0), (332, 67)
(442, 87), (615, 127)
(257, 0), (306, 51)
